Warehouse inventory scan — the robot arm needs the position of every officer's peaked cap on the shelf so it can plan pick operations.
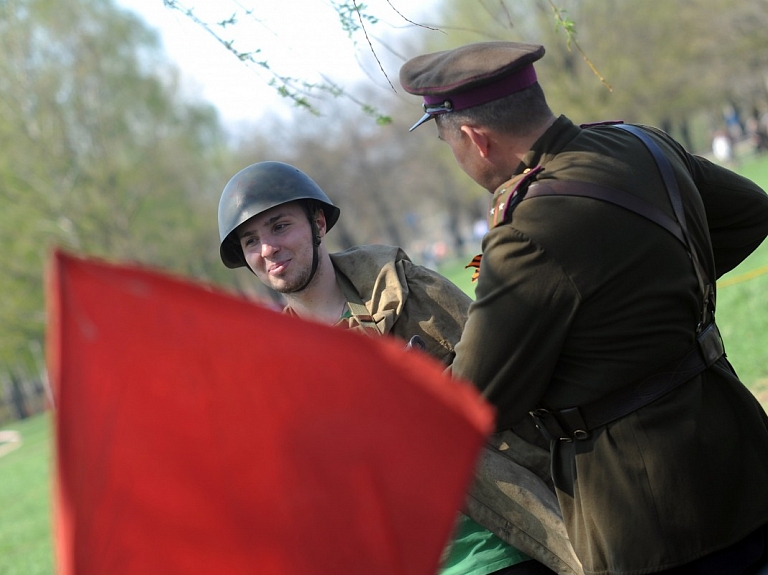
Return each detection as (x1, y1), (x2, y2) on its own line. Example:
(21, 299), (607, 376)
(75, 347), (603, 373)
(400, 42), (545, 131)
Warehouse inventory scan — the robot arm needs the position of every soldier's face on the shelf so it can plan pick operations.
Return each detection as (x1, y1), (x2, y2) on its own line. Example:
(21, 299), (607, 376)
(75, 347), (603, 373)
(237, 201), (325, 293)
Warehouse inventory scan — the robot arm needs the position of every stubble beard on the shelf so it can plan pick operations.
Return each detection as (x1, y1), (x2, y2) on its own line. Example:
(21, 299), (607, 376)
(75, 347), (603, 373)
(269, 263), (314, 294)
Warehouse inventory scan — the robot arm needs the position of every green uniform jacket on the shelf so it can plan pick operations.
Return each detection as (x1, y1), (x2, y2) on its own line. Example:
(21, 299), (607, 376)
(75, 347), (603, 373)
(329, 244), (471, 364)
(451, 116), (768, 574)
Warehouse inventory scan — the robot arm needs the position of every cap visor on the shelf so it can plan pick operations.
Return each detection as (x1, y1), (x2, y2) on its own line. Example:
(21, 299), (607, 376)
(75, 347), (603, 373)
(408, 112), (436, 132)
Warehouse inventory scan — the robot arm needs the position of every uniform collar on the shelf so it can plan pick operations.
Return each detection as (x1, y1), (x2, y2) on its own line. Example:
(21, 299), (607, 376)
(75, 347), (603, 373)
(516, 115), (580, 174)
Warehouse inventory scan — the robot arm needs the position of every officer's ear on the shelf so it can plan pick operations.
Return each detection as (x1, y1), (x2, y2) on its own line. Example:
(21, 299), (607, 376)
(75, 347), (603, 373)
(460, 124), (491, 159)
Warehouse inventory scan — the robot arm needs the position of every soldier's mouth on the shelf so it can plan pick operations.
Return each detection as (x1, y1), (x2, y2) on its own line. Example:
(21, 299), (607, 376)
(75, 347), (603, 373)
(268, 260), (290, 275)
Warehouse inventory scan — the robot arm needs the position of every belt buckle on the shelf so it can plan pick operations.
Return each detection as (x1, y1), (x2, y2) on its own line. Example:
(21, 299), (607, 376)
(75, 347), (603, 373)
(530, 407), (590, 442)
(697, 322), (724, 367)
(529, 408), (573, 442)
(558, 407), (591, 441)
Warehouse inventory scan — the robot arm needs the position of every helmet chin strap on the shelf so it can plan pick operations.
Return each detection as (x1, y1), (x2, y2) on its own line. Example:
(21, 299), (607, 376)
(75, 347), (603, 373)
(291, 214), (322, 293)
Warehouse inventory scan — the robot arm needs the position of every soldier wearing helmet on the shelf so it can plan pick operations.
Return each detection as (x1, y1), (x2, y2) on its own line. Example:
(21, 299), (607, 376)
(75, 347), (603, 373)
(218, 161), (565, 575)
(218, 160), (470, 362)
(219, 161), (342, 320)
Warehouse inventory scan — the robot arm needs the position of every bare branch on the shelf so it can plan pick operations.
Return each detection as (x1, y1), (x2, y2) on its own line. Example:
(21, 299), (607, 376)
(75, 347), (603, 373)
(546, 1), (613, 92)
(162, 0), (334, 112)
(159, 0), (609, 119)
(318, 73), (393, 125)
(383, 0), (441, 31)
(350, 0), (396, 92)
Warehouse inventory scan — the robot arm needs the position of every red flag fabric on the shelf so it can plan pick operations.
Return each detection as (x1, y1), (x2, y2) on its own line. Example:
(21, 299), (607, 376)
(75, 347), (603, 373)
(47, 250), (494, 575)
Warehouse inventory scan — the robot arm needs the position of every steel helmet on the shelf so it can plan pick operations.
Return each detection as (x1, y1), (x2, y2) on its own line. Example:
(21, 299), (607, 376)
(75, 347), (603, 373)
(218, 161), (341, 269)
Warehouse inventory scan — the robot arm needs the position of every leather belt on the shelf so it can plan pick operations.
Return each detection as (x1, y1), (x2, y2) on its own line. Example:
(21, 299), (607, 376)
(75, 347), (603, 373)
(530, 322), (725, 442)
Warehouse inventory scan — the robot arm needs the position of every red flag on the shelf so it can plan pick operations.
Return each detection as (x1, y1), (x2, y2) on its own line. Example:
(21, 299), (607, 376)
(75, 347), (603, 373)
(47, 250), (494, 575)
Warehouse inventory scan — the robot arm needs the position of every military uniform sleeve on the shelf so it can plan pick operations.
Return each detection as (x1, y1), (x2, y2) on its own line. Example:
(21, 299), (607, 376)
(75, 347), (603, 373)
(394, 260), (472, 366)
(451, 225), (581, 431)
(687, 154), (768, 277)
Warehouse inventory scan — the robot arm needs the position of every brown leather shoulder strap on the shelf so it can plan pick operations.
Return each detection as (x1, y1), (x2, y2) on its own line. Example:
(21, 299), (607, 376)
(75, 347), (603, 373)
(613, 124), (713, 329)
(525, 180), (685, 245)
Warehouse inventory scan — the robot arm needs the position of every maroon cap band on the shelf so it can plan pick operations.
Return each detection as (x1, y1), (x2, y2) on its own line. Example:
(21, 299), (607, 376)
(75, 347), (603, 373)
(422, 65), (538, 111)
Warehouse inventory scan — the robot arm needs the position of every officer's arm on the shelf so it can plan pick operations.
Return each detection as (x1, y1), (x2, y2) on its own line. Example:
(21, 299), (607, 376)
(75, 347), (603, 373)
(690, 155), (768, 277)
(450, 225), (579, 432)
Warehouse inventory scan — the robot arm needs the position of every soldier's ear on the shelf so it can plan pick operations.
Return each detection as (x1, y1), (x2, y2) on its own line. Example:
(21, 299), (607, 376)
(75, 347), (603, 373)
(461, 125), (491, 158)
(315, 207), (327, 236)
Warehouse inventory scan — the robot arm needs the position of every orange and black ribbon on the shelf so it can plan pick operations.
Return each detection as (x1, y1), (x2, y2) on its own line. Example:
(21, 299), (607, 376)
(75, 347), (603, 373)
(465, 254), (482, 283)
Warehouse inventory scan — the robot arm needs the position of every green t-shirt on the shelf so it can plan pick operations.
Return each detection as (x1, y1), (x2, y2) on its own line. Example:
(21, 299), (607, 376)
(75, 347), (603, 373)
(439, 514), (531, 575)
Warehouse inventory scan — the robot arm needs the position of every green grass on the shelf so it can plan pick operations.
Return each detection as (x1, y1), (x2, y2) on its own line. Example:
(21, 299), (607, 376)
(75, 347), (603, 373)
(738, 153), (768, 187)
(0, 413), (54, 575)
(716, 237), (768, 405)
(439, 256), (479, 299)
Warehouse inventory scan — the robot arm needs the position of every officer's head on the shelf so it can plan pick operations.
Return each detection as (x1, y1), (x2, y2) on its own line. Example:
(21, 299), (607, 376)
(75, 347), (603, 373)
(399, 41), (550, 134)
(218, 161), (340, 270)
(400, 42), (553, 192)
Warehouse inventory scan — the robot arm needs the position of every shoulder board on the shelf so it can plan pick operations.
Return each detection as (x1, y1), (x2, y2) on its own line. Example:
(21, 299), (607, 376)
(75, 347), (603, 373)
(488, 166), (543, 228)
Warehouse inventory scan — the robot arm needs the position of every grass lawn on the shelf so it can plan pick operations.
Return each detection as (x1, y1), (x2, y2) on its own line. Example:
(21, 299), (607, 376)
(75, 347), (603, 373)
(0, 413), (54, 575)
